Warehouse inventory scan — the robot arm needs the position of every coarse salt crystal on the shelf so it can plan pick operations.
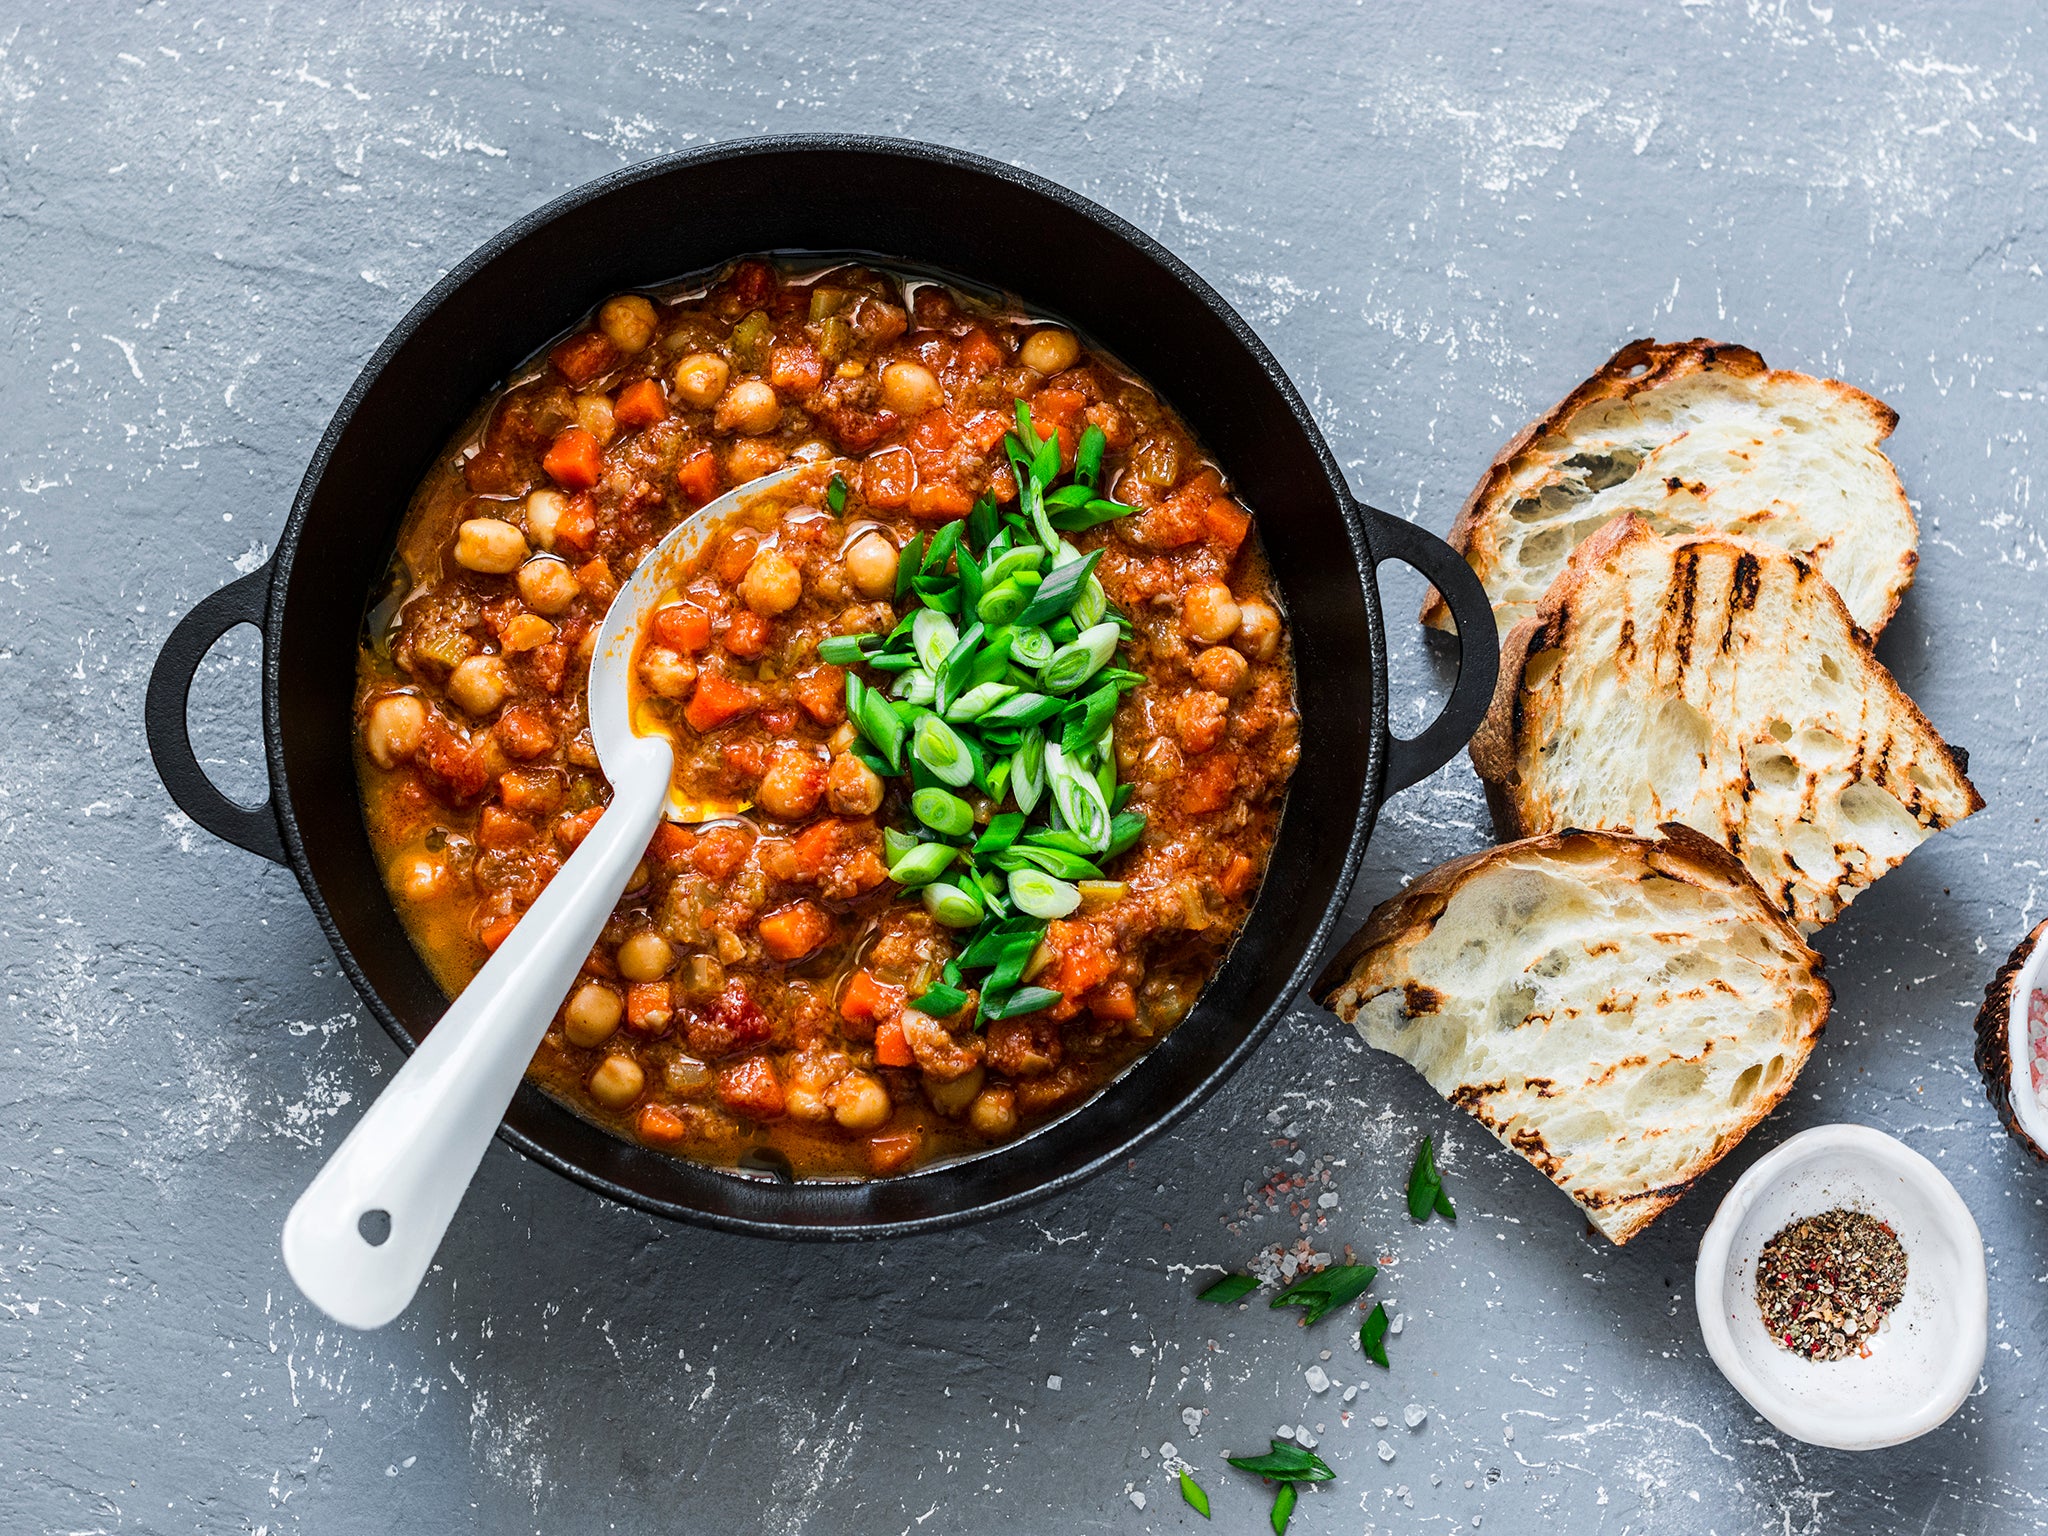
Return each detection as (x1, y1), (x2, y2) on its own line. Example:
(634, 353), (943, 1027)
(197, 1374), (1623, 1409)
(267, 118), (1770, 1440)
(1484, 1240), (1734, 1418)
(1130, 1490), (1146, 1510)
(1305, 1366), (1330, 1393)
(1046, 1375), (1062, 1391)
(1389, 1312), (1405, 1334)
(1182, 1407), (1203, 1433)
(1296, 1426), (1318, 1448)
(1372, 1414), (1389, 1429)
(1342, 1386), (1358, 1403)
(1377, 1439), (1396, 1462)
(1318, 1192), (1339, 1208)
(1504, 1426), (1515, 1442)
(1160, 1442), (1177, 1461)
(1404, 1403), (1426, 1428)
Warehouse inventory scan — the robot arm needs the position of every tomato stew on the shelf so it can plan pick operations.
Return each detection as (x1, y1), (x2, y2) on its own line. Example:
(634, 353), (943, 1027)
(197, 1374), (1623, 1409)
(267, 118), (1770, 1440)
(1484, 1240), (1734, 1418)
(355, 259), (1298, 1179)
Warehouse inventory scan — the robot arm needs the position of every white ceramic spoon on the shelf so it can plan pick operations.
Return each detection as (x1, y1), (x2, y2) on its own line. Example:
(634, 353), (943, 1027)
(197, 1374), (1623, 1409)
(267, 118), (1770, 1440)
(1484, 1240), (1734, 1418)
(283, 463), (823, 1330)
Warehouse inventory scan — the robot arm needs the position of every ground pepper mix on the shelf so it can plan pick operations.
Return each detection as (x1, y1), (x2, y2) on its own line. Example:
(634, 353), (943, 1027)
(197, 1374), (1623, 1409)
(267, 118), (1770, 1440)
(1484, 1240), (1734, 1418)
(1755, 1207), (1908, 1361)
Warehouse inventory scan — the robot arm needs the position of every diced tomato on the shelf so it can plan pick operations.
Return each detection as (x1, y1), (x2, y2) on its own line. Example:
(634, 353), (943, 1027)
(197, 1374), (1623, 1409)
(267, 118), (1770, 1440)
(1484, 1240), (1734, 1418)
(1046, 919), (1116, 1019)
(866, 1130), (922, 1175)
(713, 528), (760, 584)
(873, 1017), (914, 1068)
(908, 481), (973, 521)
(416, 720), (491, 804)
(549, 331), (617, 387)
(635, 1103), (687, 1145)
(498, 768), (564, 816)
(908, 410), (958, 454)
(677, 448), (722, 505)
(648, 820), (698, 866)
(1033, 388), (1086, 433)
(555, 805), (604, 849)
(1087, 981), (1139, 1022)
(720, 736), (772, 781)
(1220, 853), (1257, 899)
(625, 980), (674, 1035)
(716, 1054), (787, 1119)
(757, 900), (833, 962)
(553, 494), (598, 557)
(768, 343), (824, 394)
(1180, 751), (1238, 814)
(684, 980), (774, 1058)
(862, 445), (916, 508)
(1203, 497), (1251, 552)
(839, 968), (903, 1026)
(477, 804), (534, 850)
(958, 408), (1011, 453)
(543, 427), (605, 491)
(682, 670), (760, 733)
(613, 378), (668, 431)
(722, 609), (771, 660)
(647, 606), (707, 656)
(691, 823), (752, 878)
(791, 664), (846, 726)
(478, 913), (518, 952)
(493, 706), (557, 761)
(956, 326), (1004, 378)
(575, 558), (617, 605)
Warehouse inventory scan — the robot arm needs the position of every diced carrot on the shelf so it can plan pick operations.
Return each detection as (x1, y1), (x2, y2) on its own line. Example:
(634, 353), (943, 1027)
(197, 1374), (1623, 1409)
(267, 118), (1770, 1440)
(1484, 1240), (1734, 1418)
(691, 823), (752, 878)
(1049, 926), (1115, 1004)
(959, 408), (1010, 453)
(652, 603), (713, 653)
(497, 768), (564, 816)
(722, 609), (771, 660)
(478, 913), (518, 952)
(543, 427), (605, 491)
(956, 326), (1004, 378)
(908, 410), (959, 454)
(555, 805), (604, 849)
(1203, 497), (1251, 553)
(676, 448), (722, 504)
(1180, 751), (1238, 814)
(713, 528), (761, 584)
(549, 331), (617, 387)
(873, 1017), (914, 1067)
(768, 343), (824, 394)
(575, 557), (618, 605)
(866, 1129), (922, 1175)
(757, 900), (833, 962)
(908, 481), (973, 521)
(1219, 853), (1257, 899)
(682, 670), (760, 733)
(625, 981), (674, 1035)
(716, 1055), (786, 1119)
(493, 706), (557, 761)
(553, 494), (598, 557)
(648, 820), (698, 866)
(635, 1103), (687, 1145)
(790, 818), (845, 881)
(476, 804), (534, 850)
(613, 377), (668, 431)
(791, 664), (846, 727)
(1087, 981), (1139, 1022)
(839, 969), (901, 1024)
(862, 445), (916, 508)
(1032, 388), (1086, 432)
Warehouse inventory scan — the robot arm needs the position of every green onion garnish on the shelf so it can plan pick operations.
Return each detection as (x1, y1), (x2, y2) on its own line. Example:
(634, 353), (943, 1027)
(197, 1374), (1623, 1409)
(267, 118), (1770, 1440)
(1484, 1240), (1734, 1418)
(887, 841), (955, 887)
(1008, 868), (1081, 919)
(911, 713), (975, 788)
(826, 472), (848, 514)
(818, 633), (871, 666)
(922, 881), (984, 928)
(911, 787), (974, 837)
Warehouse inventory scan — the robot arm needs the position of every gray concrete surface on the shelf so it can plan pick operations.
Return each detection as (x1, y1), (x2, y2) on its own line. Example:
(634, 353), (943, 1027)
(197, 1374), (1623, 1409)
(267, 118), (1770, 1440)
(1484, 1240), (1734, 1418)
(3, 1), (2045, 1531)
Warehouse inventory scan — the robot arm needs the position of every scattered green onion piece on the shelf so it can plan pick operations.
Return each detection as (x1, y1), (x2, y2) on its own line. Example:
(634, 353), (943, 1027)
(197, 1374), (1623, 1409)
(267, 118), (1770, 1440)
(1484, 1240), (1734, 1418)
(936, 621), (985, 712)
(882, 827), (922, 866)
(1047, 616), (1079, 646)
(1007, 868), (1082, 919)
(892, 668), (937, 705)
(1179, 1470), (1211, 1520)
(1270, 1481), (1297, 1536)
(911, 787), (974, 837)
(965, 644), (1012, 691)
(1008, 627), (1056, 668)
(923, 881), (984, 929)
(1075, 423), (1106, 488)
(945, 681), (1015, 723)
(895, 532), (925, 601)
(1071, 573), (1107, 629)
(1271, 1263), (1378, 1326)
(974, 812), (1026, 856)
(911, 713), (976, 788)
(1048, 497), (1137, 532)
(852, 686), (904, 771)
(1111, 781), (1134, 812)
(1225, 1441), (1335, 1483)
(888, 841), (956, 888)
(1043, 482), (1094, 510)
(1038, 622), (1121, 694)
(956, 542), (985, 616)
(817, 633), (871, 666)
(1360, 1302), (1391, 1367)
(984, 755), (1012, 804)
(985, 984), (1061, 1020)
(1020, 828), (1095, 856)
(958, 915), (1041, 969)
(1062, 683), (1120, 755)
(1103, 810), (1146, 859)
(983, 545), (1046, 585)
(1012, 725), (1047, 816)
(921, 517), (963, 576)
(912, 981), (970, 1017)
(826, 473), (848, 514)
(967, 495), (999, 551)
(912, 608), (959, 675)
(1045, 742), (1111, 850)
(976, 578), (1030, 627)
(1005, 845), (1104, 881)
(1198, 1272), (1259, 1304)
(1016, 548), (1103, 627)
(865, 651), (917, 673)
(978, 690), (1062, 729)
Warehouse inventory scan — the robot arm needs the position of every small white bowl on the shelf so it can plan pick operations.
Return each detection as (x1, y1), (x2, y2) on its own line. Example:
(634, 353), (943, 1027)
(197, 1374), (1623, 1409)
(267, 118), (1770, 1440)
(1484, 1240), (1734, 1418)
(1694, 1123), (1986, 1450)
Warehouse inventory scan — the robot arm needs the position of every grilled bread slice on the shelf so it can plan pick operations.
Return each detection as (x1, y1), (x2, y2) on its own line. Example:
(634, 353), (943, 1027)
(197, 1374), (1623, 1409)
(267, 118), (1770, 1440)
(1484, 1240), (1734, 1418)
(1420, 338), (1917, 639)
(1314, 825), (1830, 1245)
(1471, 517), (1981, 932)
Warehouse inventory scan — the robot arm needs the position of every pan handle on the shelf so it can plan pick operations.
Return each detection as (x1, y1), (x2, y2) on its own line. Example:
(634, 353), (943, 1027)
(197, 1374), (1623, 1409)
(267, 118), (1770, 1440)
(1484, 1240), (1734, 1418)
(145, 564), (288, 865)
(1354, 502), (1499, 797)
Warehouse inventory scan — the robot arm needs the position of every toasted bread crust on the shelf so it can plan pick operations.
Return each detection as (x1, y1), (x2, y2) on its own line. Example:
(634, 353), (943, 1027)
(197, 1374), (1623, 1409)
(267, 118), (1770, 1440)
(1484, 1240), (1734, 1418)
(1315, 826), (1830, 1245)
(1974, 920), (2048, 1162)
(1470, 515), (1981, 926)
(1420, 337), (1915, 635)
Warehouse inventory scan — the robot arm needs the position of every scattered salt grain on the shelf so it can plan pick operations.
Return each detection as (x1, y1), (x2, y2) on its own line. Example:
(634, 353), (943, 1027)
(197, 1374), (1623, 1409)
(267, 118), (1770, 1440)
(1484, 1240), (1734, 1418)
(1503, 1426), (1515, 1443)
(1046, 1375), (1062, 1391)
(1389, 1312), (1405, 1335)
(1318, 1192), (1339, 1208)
(1130, 1490), (1146, 1510)
(1404, 1403), (1427, 1428)
(1296, 1426), (1318, 1448)
(1276, 1424), (1297, 1440)
(1377, 1439), (1396, 1462)
(1342, 1386), (1358, 1403)
(1318, 1349), (1332, 1361)
(1305, 1365), (1330, 1393)
(1371, 1414), (1389, 1429)
(1182, 1407), (1203, 1434)
(1160, 1442), (1178, 1461)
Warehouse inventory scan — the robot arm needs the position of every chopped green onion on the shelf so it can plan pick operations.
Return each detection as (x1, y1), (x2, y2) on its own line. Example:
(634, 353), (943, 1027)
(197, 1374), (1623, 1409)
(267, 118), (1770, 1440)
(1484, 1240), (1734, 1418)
(983, 545), (1046, 585)
(1271, 1263), (1378, 1326)
(1047, 615), (1079, 645)
(1048, 497), (1136, 532)
(882, 827), (922, 866)
(967, 495), (999, 551)
(911, 787), (974, 837)
(922, 881), (984, 928)
(956, 542), (984, 615)
(921, 518), (963, 577)
(1178, 1470), (1211, 1520)
(1062, 683), (1120, 755)
(895, 532), (925, 601)
(1008, 626), (1056, 668)
(1075, 424), (1107, 488)
(1071, 573), (1107, 629)
(1103, 810), (1146, 859)
(1046, 741), (1111, 850)
(1198, 1272), (1259, 1304)
(1016, 548), (1103, 627)
(1270, 1482), (1297, 1535)
(911, 713), (976, 788)
(1226, 1441), (1335, 1483)
(912, 981), (970, 1017)
(985, 984), (1061, 1020)
(978, 690), (1063, 729)
(826, 473), (848, 514)
(936, 620), (985, 712)
(974, 812), (1025, 856)
(887, 841), (956, 888)
(1008, 868), (1081, 919)
(1000, 845), (1104, 881)
(1038, 622), (1121, 694)
(1360, 1302), (1391, 1367)
(1012, 725), (1047, 816)
(945, 681), (1016, 723)
(817, 633), (871, 666)
(911, 609), (958, 674)
(976, 578), (1031, 627)
(865, 651), (917, 673)
(1043, 482), (1094, 510)
(892, 668), (936, 705)
(1020, 828), (1096, 856)
(852, 684), (905, 771)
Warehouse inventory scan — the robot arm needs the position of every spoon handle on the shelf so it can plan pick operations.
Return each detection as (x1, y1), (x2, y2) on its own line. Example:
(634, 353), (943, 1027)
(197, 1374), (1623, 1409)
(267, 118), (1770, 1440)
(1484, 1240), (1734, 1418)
(282, 740), (673, 1329)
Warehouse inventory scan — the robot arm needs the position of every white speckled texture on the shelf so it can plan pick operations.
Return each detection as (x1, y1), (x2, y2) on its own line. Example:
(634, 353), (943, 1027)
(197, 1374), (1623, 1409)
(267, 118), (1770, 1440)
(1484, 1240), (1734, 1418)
(2, 2), (2044, 1531)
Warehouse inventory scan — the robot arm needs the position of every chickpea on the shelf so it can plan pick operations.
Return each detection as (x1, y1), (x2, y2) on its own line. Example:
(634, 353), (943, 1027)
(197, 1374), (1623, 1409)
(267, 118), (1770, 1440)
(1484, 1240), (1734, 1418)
(715, 378), (782, 436)
(598, 293), (659, 354)
(446, 654), (511, 716)
(967, 1085), (1019, 1138)
(453, 518), (529, 575)
(784, 1086), (829, 1123)
(588, 1053), (646, 1108)
(878, 359), (943, 415)
(672, 352), (730, 409)
(843, 531), (899, 599)
(524, 489), (567, 551)
(1182, 583), (1242, 644)
(516, 555), (580, 616)
(364, 694), (427, 769)
(574, 391), (617, 446)
(826, 1070), (892, 1132)
(617, 930), (674, 983)
(757, 749), (826, 821)
(563, 982), (623, 1047)
(726, 437), (787, 482)
(637, 645), (697, 700)
(1191, 644), (1251, 697)
(825, 752), (884, 816)
(1234, 599), (1282, 662)
(925, 1063), (986, 1117)
(388, 850), (447, 902)
(1019, 327), (1080, 375)
(740, 547), (804, 616)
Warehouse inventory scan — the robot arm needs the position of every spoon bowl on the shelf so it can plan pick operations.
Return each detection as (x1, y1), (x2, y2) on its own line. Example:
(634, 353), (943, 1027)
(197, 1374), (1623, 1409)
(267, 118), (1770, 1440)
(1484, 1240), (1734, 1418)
(281, 462), (824, 1329)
